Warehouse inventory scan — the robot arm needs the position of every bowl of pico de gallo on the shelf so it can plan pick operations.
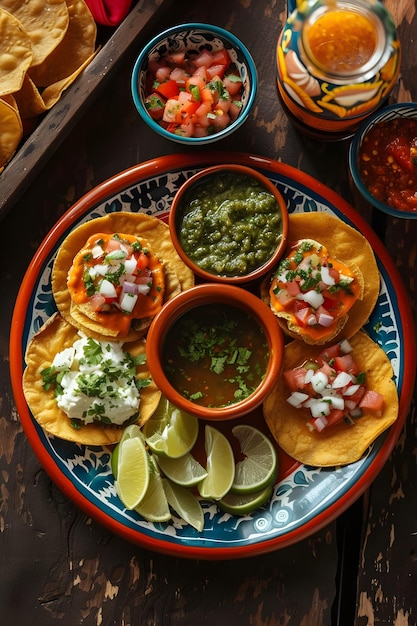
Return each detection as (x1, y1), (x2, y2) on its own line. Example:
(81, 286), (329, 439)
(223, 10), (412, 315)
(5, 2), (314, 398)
(131, 23), (257, 144)
(349, 102), (417, 219)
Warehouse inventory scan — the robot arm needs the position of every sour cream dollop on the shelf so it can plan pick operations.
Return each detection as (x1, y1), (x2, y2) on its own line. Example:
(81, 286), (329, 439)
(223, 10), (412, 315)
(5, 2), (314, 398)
(51, 334), (140, 425)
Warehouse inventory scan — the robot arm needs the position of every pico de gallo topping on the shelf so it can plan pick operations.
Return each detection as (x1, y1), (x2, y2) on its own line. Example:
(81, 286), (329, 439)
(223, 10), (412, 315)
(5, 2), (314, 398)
(284, 339), (385, 433)
(144, 45), (244, 138)
(358, 117), (417, 213)
(269, 239), (362, 342)
(67, 232), (164, 319)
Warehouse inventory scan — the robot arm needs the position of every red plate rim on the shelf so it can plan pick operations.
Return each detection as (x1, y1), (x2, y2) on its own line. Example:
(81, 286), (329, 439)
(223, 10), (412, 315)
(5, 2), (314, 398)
(9, 151), (416, 559)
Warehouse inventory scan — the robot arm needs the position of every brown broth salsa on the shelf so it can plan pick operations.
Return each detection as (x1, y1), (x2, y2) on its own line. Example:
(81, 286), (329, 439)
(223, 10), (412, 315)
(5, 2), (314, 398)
(358, 117), (417, 213)
(162, 303), (269, 407)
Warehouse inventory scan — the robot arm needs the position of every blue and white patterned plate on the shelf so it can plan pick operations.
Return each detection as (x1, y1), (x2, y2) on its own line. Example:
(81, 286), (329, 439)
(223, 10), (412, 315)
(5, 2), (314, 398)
(10, 152), (415, 559)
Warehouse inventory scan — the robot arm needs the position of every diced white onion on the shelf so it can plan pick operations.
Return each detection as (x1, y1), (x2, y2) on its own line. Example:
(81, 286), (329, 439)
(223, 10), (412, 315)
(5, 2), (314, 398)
(310, 400), (331, 418)
(136, 283), (151, 295)
(119, 292), (138, 313)
(343, 383), (360, 396)
(332, 371), (353, 389)
(287, 391), (309, 407)
(297, 289), (325, 309)
(304, 368), (315, 384)
(311, 371), (328, 393)
(320, 265), (335, 286)
(317, 312), (334, 327)
(99, 279), (117, 298)
(339, 339), (353, 354)
(92, 244), (104, 259)
(307, 314), (317, 326)
(124, 258), (137, 275)
(322, 395), (344, 410)
(312, 415), (328, 432)
(92, 263), (108, 277)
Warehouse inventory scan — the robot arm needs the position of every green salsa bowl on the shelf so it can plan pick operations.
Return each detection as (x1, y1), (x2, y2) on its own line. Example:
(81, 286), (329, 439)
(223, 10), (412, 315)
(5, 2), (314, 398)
(145, 283), (284, 421)
(169, 164), (289, 284)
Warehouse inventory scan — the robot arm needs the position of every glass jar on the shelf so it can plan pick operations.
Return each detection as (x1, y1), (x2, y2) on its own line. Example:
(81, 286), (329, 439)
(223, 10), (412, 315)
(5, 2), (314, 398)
(276, 0), (401, 138)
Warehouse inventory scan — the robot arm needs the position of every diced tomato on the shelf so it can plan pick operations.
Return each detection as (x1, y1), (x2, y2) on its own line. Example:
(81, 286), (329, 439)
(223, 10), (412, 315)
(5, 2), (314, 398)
(206, 64), (228, 80)
(325, 408), (346, 427)
(89, 292), (106, 311)
(144, 93), (166, 120)
(166, 51), (186, 66)
(154, 66), (171, 83)
(333, 354), (359, 376)
(162, 98), (183, 123)
(223, 74), (242, 96)
(169, 67), (188, 86)
(359, 390), (385, 412)
(211, 48), (231, 68)
(193, 48), (214, 67)
(344, 385), (366, 406)
(294, 306), (314, 327)
(318, 343), (340, 364)
(283, 367), (308, 391)
(154, 79), (179, 99)
(136, 252), (149, 271)
(286, 280), (301, 296)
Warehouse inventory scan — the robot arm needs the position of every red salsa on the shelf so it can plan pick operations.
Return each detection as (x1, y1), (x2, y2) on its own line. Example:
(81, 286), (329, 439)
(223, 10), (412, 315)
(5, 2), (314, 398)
(358, 117), (417, 213)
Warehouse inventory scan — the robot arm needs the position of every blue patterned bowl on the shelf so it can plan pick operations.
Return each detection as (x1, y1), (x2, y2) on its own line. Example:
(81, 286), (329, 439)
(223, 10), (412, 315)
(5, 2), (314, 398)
(131, 23), (257, 145)
(349, 102), (417, 219)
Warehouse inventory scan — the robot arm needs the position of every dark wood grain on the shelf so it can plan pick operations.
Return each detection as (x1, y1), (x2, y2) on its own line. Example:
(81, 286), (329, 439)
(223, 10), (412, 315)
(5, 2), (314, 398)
(1, 1), (416, 625)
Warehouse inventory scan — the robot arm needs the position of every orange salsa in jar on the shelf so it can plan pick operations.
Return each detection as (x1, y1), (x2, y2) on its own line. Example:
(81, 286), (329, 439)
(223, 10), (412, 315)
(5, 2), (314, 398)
(304, 8), (378, 74)
(358, 117), (417, 214)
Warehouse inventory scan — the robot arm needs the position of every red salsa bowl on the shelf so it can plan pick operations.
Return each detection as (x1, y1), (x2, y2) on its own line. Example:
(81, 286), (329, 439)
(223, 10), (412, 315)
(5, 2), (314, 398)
(349, 102), (417, 219)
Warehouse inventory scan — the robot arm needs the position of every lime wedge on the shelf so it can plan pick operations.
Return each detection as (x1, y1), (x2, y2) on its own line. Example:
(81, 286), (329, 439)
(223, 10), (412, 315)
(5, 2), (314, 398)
(162, 478), (205, 532)
(157, 452), (208, 487)
(135, 455), (171, 523)
(114, 436), (150, 510)
(198, 425), (235, 500)
(218, 484), (274, 516)
(143, 397), (199, 458)
(111, 424), (145, 478)
(230, 425), (278, 494)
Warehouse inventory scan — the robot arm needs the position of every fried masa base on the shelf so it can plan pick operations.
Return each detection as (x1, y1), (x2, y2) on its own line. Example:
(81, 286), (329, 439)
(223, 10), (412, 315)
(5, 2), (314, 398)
(23, 312), (161, 445)
(263, 331), (398, 467)
(260, 212), (380, 344)
(52, 212), (195, 342)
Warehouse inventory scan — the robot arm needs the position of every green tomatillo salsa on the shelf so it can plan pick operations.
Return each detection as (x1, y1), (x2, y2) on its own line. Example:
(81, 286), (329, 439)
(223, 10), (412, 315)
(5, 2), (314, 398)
(177, 172), (283, 277)
(162, 303), (269, 407)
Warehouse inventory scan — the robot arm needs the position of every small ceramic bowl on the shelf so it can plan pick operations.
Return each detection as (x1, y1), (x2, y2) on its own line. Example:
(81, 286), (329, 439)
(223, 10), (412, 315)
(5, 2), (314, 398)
(169, 164), (289, 284)
(145, 283), (284, 421)
(349, 102), (417, 219)
(131, 23), (257, 145)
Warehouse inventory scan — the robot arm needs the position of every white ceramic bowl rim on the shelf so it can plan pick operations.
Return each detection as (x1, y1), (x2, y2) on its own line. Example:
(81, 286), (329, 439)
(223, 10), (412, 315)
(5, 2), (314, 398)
(349, 101), (417, 219)
(131, 22), (258, 145)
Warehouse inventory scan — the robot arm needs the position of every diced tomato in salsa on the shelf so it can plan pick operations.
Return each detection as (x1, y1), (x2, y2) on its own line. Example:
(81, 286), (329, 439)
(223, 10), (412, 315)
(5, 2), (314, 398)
(284, 340), (385, 433)
(143, 45), (244, 138)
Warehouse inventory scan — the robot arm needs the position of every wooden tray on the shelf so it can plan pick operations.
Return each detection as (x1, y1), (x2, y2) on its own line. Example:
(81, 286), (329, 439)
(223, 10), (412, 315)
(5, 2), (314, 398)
(0, 0), (170, 221)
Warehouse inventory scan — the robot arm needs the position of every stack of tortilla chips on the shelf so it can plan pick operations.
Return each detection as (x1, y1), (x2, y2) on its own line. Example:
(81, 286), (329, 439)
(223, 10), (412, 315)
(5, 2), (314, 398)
(0, 0), (97, 173)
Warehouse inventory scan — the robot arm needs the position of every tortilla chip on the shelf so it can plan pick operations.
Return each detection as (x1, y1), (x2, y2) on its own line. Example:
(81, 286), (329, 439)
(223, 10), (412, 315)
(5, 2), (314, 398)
(261, 212), (379, 344)
(263, 331), (398, 467)
(0, 95), (22, 170)
(0, 8), (33, 96)
(0, 0), (69, 67)
(23, 312), (161, 445)
(13, 73), (47, 118)
(52, 212), (194, 341)
(28, 0), (96, 88)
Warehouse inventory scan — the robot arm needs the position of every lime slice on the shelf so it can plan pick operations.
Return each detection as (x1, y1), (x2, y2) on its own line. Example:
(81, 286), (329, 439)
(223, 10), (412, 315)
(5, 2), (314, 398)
(143, 397), (199, 458)
(162, 478), (205, 532)
(198, 425), (235, 500)
(218, 484), (274, 516)
(111, 424), (145, 478)
(230, 425), (278, 494)
(157, 452), (208, 487)
(114, 436), (150, 510)
(135, 455), (171, 523)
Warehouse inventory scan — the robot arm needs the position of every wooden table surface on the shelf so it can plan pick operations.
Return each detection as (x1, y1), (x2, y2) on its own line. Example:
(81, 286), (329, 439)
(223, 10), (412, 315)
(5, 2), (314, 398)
(1, 1), (416, 624)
